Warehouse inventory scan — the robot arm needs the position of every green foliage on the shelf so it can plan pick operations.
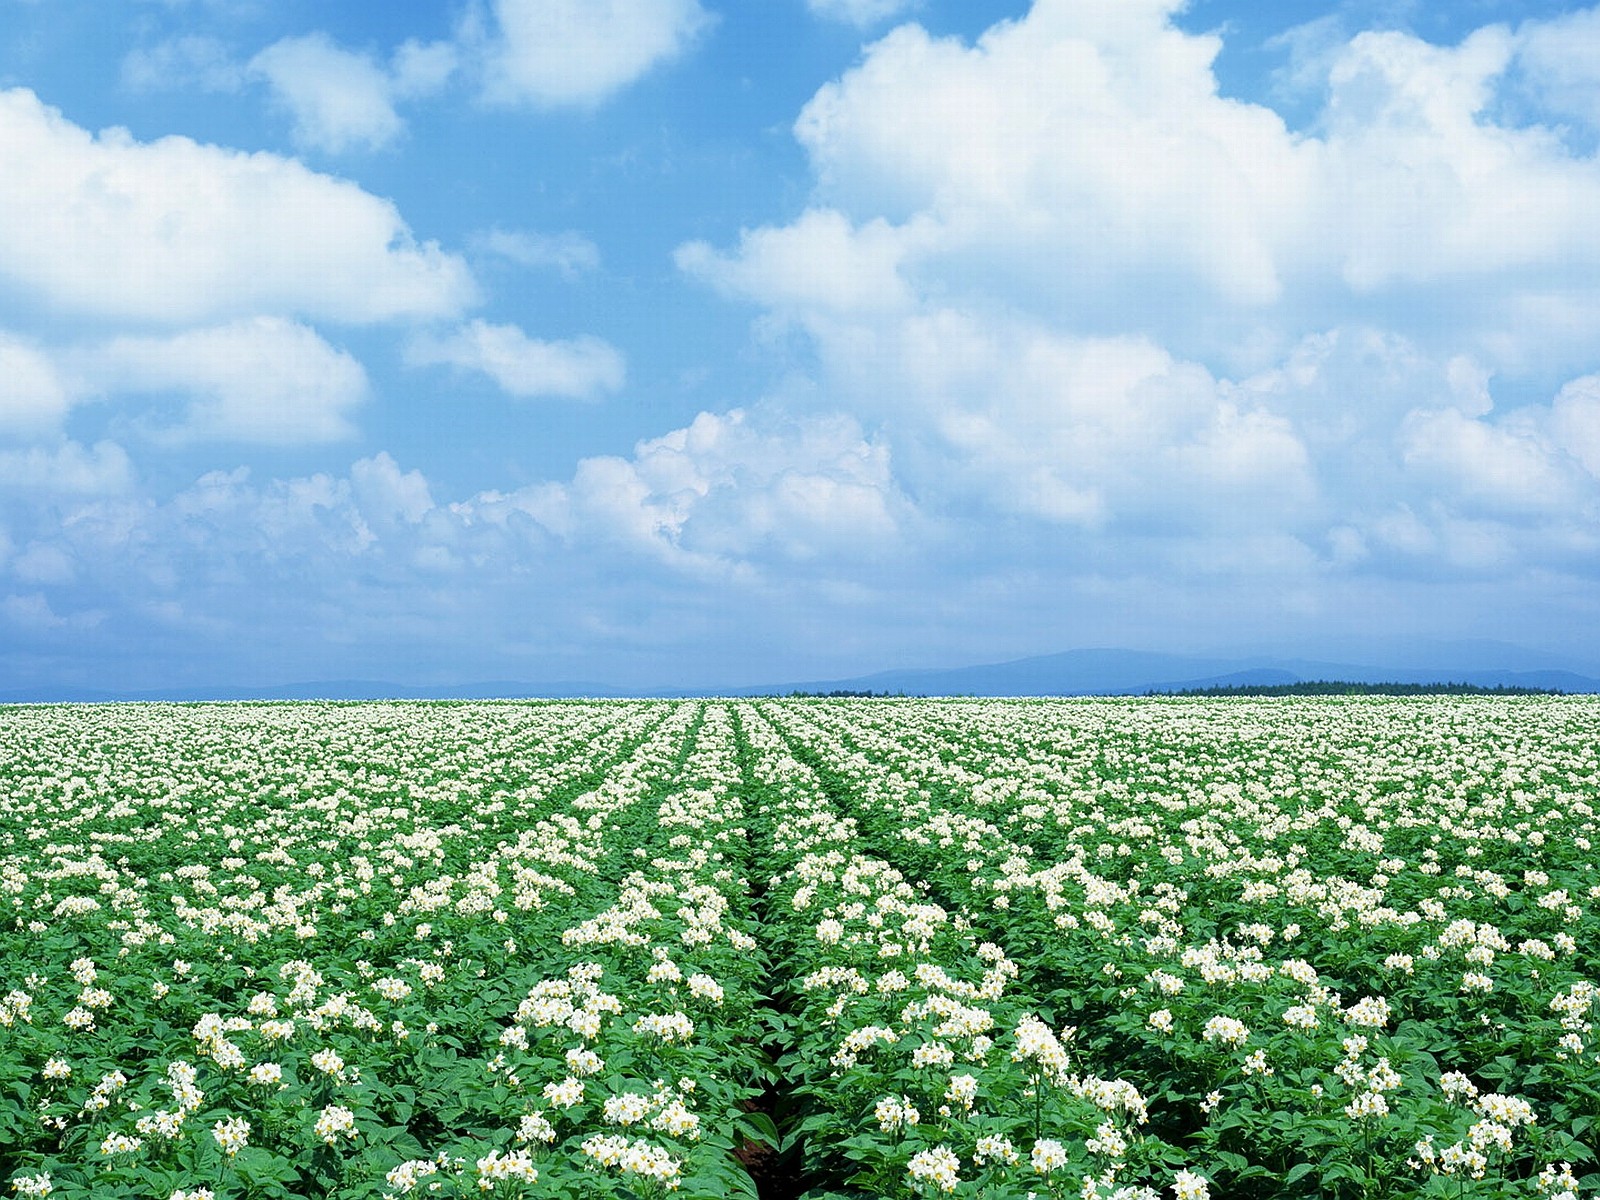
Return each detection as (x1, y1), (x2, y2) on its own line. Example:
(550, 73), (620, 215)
(2, 696), (1598, 1198)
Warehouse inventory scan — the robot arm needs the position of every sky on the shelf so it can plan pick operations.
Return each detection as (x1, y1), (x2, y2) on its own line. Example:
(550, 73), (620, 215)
(4, 0), (1600, 691)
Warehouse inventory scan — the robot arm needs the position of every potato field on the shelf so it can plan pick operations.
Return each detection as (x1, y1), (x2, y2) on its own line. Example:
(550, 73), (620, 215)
(1, 697), (1597, 1199)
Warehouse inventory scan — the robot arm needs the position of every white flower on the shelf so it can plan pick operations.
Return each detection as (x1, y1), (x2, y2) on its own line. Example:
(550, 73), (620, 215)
(1241, 1049), (1272, 1077)
(650, 1099), (701, 1139)
(945, 1074), (978, 1109)
(1031, 1139), (1067, 1175)
(211, 1116), (249, 1157)
(310, 1048), (346, 1079)
(1343, 996), (1391, 1028)
(1201, 1016), (1248, 1046)
(686, 973), (724, 1004)
(973, 1135), (1019, 1166)
(475, 1148), (538, 1187)
(517, 1112), (557, 1144)
(62, 1007), (95, 1032)
(1345, 1091), (1389, 1121)
(875, 1094), (919, 1132)
(603, 1093), (656, 1127)
(384, 1160), (439, 1193)
(633, 1012), (694, 1043)
(543, 1077), (585, 1108)
(313, 1104), (356, 1145)
(907, 1145), (962, 1192)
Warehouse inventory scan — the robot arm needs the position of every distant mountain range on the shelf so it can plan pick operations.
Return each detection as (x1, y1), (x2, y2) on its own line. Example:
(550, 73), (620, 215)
(4, 641), (1599, 702)
(777, 645), (1600, 697)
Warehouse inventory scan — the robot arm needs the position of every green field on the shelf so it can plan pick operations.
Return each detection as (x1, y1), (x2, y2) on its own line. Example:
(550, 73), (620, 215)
(2, 698), (1596, 1199)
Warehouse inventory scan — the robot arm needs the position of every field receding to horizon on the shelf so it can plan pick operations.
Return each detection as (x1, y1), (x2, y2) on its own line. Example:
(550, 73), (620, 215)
(2, 696), (1597, 1199)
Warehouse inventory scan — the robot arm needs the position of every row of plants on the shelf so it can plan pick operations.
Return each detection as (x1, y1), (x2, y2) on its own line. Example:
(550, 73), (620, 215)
(0, 701), (771, 1198)
(2, 696), (1598, 1198)
(759, 698), (1600, 1197)
(733, 702), (1205, 1198)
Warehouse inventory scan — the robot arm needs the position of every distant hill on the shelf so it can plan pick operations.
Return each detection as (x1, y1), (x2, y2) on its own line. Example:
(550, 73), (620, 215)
(0, 680), (639, 704)
(771, 648), (1600, 697)
(4, 643), (1598, 703)
(1171, 680), (1564, 697)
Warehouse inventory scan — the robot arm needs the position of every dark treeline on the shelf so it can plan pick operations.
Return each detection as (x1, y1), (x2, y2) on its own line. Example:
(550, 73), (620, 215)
(1161, 680), (1565, 697)
(783, 689), (915, 698)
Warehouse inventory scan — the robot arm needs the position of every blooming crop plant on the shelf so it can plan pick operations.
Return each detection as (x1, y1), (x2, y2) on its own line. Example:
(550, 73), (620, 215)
(0, 697), (1595, 1198)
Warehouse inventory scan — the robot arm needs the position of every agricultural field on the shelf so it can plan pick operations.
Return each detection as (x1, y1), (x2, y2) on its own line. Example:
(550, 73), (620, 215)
(1, 697), (1598, 1200)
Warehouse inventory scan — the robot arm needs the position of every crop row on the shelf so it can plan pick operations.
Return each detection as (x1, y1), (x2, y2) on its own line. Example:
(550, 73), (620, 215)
(3, 697), (1598, 1199)
(754, 698), (1600, 1196)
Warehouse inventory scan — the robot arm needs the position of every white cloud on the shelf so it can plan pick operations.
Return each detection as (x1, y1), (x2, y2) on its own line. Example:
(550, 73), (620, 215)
(806, 0), (921, 28)
(0, 332), (71, 435)
(121, 35), (245, 93)
(249, 34), (404, 153)
(390, 39), (459, 99)
(677, 209), (924, 316)
(488, 408), (908, 570)
(351, 452), (434, 526)
(677, 0), (1600, 586)
(483, 0), (712, 108)
(246, 33), (459, 154)
(0, 88), (474, 325)
(0, 441), (134, 495)
(694, 0), (1600, 376)
(92, 317), (367, 444)
(475, 228), (601, 278)
(407, 320), (624, 400)
(2, 593), (68, 630)
(1513, 6), (1600, 131)
(787, 3), (1305, 312)
(1401, 405), (1576, 517)
(11, 542), (74, 585)
(1550, 374), (1600, 478)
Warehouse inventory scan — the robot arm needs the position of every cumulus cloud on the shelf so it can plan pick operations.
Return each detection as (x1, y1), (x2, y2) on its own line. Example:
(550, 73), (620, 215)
(1401, 405), (1577, 518)
(695, 0), (1600, 374)
(390, 38), (460, 99)
(0, 88), (474, 325)
(407, 320), (624, 400)
(806, 0), (922, 28)
(1513, 6), (1600, 132)
(249, 34), (405, 153)
(1, 595), (100, 633)
(351, 452), (434, 527)
(121, 35), (245, 93)
(0, 417), (918, 684)
(677, 209), (924, 316)
(1550, 375), (1600, 478)
(0, 332), (72, 435)
(678, 0), (1600, 590)
(91, 317), (368, 444)
(474, 228), (601, 278)
(11, 542), (74, 585)
(482, 0), (712, 107)
(457, 407), (910, 573)
(246, 33), (459, 153)
(0, 441), (134, 495)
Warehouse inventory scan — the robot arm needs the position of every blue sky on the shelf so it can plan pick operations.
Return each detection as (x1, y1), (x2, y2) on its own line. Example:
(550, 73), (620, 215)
(4, 0), (1600, 691)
